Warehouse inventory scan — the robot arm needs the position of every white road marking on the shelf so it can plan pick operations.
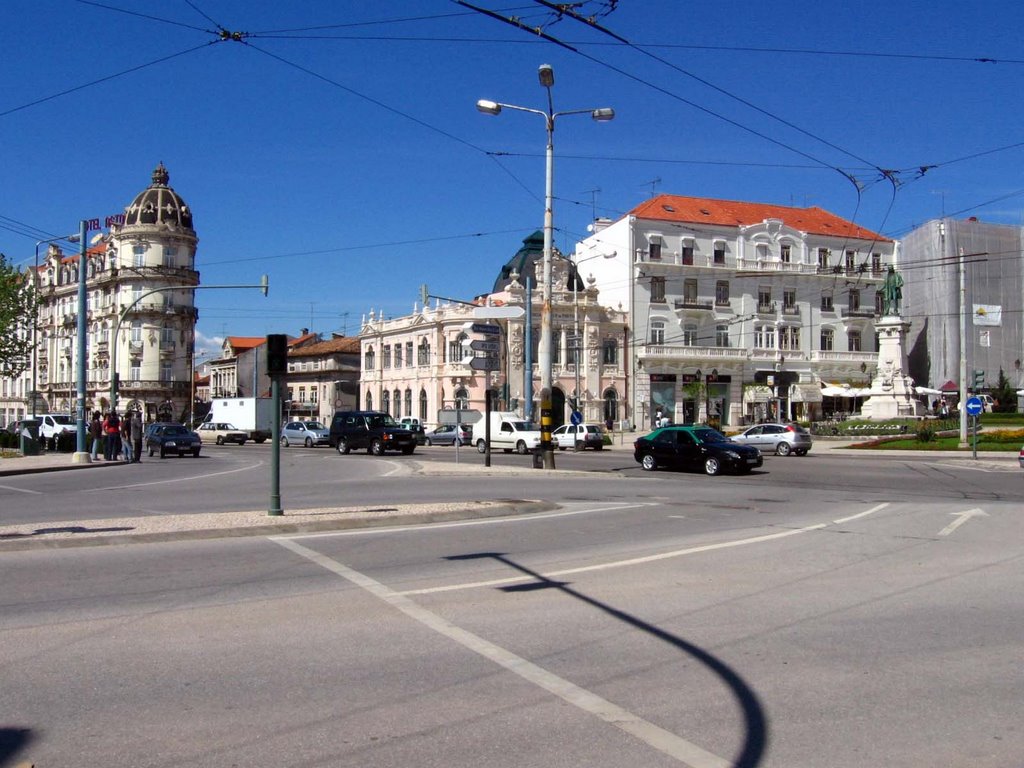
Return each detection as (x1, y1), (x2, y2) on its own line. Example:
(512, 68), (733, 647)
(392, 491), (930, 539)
(87, 461), (264, 491)
(832, 503), (890, 525)
(0, 483), (42, 495)
(273, 536), (732, 768)
(938, 507), (989, 537)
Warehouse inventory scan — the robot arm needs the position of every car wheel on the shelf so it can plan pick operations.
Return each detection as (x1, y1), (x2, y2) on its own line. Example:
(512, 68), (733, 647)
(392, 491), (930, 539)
(476, 439), (486, 454)
(401, 446), (415, 455)
(148, 446), (154, 457)
(337, 438), (351, 455)
(304, 437), (313, 447)
(704, 456), (722, 475)
(159, 447), (167, 459)
(425, 438), (433, 446)
(776, 442), (792, 456)
(575, 440), (585, 452)
(239, 439), (246, 446)
(192, 449), (201, 458)
(595, 444), (603, 451)
(370, 439), (384, 456)
(641, 454), (657, 471)
(216, 436), (224, 445)
(516, 440), (529, 455)
(281, 436), (290, 447)
(795, 449), (808, 456)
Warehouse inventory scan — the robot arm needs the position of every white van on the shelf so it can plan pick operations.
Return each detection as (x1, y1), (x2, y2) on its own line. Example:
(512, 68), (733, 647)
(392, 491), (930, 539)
(472, 411), (542, 455)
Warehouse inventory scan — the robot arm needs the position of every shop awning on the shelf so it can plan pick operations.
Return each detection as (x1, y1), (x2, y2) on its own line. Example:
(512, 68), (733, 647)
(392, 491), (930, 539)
(792, 384), (823, 403)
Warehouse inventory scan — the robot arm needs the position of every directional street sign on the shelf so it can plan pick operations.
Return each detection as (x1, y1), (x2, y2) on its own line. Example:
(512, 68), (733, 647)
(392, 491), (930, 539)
(473, 306), (525, 320)
(470, 323), (501, 336)
(965, 396), (983, 416)
(468, 355), (499, 371)
(470, 339), (500, 353)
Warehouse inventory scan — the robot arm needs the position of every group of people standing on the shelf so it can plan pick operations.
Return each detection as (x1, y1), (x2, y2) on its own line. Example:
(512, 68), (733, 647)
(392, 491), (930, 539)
(88, 410), (143, 463)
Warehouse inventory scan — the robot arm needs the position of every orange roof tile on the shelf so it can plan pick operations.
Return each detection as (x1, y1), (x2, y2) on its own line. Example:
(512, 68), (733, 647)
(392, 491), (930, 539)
(225, 336), (266, 351)
(628, 194), (891, 242)
(288, 336), (360, 357)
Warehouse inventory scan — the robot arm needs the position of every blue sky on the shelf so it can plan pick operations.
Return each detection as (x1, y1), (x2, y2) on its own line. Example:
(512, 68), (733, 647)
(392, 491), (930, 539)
(3, 1), (1023, 356)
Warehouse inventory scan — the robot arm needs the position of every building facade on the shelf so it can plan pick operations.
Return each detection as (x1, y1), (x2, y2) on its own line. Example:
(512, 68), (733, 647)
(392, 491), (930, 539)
(1, 164), (199, 426)
(902, 217), (1024, 395)
(574, 194), (898, 428)
(283, 334), (360, 423)
(359, 233), (629, 430)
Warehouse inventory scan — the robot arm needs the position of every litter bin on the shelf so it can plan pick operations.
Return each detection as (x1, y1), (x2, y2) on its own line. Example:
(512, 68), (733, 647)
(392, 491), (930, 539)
(20, 419), (41, 456)
(532, 448), (543, 469)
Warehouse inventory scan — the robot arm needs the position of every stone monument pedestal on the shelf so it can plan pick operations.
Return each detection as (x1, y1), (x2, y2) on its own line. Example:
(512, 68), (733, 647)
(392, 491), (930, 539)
(860, 315), (925, 420)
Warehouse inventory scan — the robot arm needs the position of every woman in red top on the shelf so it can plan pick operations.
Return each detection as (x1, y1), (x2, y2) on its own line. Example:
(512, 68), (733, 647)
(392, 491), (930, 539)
(102, 411), (121, 461)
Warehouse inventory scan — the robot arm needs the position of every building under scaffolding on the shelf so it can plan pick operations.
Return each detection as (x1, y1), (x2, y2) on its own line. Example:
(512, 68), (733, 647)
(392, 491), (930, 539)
(902, 217), (1024, 396)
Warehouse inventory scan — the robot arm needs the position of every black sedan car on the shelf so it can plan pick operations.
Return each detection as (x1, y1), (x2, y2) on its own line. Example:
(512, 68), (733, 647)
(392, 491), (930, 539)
(633, 425), (762, 475)
(145, 422), (202, 458)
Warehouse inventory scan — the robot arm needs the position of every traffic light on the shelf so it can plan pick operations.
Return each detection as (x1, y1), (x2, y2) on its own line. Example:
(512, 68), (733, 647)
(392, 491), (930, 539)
(266, 334), (288, 376)
(973, 369), (985, 390)
(420, 283), (429, 306)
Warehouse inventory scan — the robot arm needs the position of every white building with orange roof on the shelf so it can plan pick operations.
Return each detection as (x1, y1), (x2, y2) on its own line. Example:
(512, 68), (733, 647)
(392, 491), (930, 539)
(574, 194), (899, 428)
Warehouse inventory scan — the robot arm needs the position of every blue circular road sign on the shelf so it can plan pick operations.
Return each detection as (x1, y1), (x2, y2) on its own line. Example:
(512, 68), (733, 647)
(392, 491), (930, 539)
(965, 396), (983, 416)
(570, 410), (583, 425)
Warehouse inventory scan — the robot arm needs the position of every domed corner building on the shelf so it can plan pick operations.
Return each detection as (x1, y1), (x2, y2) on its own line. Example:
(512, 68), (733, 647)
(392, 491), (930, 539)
(104, 163), (201, 422)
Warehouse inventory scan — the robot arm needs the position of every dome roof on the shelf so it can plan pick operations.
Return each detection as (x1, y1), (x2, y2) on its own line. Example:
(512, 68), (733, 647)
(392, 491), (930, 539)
(122, 163), (194, 231)
(492, 231), (583, 293)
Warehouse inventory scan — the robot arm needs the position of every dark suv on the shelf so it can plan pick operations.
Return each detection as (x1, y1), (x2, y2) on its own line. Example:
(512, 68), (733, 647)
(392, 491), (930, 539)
(329, 411), (417, 456)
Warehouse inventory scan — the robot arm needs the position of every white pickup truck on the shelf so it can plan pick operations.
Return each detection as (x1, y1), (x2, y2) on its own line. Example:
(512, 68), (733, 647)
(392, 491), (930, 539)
(473, 411), (542, 455)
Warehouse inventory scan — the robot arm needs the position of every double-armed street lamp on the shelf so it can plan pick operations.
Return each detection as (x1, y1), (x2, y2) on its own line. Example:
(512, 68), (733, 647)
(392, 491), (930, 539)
(477, 63), (613, 468)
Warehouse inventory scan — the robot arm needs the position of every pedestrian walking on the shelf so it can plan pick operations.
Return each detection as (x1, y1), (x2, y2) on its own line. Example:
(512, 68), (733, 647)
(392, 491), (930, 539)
(102, 411), (121, 461)
(89, 411), (103, 461)
(121, 413), (134, 463)
(130, 411), (143, 463)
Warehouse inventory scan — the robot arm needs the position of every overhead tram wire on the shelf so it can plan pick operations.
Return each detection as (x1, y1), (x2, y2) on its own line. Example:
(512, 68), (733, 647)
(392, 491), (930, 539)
(73, 0), (215, 33)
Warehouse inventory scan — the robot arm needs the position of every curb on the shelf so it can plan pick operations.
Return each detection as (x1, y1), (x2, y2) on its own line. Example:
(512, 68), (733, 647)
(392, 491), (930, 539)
(0, 499), (557, 553)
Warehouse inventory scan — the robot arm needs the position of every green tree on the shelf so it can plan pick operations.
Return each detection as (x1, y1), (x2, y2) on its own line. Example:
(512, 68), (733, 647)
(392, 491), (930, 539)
(991, 368), (1017, 413)
(0, 253), (39, 379)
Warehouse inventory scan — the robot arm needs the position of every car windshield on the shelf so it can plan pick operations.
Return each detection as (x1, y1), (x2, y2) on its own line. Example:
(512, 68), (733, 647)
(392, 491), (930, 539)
(163, 426), (188, 436)
(366, 414), (397, 428)
(510, 421), (534, 431)
(692, 427), (728, 444)
(52, 415), (74, 425)
(305, 422), (325, 430)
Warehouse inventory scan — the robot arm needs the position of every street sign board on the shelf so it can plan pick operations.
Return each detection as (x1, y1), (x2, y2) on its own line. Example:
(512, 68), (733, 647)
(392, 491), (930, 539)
(965, 396), (983, 416)
(470, 323), (501, 336)
(570, 410), (583, 425)
(468, 356), (499, 372)
(473, 306), (525, 320)
(470, 339), (500, 353)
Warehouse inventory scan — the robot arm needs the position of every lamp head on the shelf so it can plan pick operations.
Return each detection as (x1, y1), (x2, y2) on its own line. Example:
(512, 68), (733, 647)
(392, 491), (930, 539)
(476, 99), (501, 116)
(538, 64), (554, 87)
(591, 107), (615, 122)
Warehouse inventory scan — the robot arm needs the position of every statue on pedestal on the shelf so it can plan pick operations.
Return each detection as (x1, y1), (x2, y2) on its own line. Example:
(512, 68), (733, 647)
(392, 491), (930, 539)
(882, 265), (904, 316)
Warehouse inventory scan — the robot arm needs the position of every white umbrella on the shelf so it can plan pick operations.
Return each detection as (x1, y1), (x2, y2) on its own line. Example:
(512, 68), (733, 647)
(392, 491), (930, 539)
(915, 386), (943, 395)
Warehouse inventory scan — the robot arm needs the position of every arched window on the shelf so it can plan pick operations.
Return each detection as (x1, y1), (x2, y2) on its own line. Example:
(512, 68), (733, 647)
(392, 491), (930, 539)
(404, 388), (412, 419)
(381, 390), (390, 415)
(393, 389), (401, 418)
(418, 338), (430, 366)
(364, 346), (375, 371)
(820, 328), (834, 351)
(419, 389), (428, 421)
(603, 389), (618, 426)
(130, 320), (142, 343)
(682, 323), (698, 346)
(650, 320), (666, 345)
(754, 324), (776, 350)
(449, 333), (469, 364)
(454, 388), (469, 410)
(365, 391), (373, 411)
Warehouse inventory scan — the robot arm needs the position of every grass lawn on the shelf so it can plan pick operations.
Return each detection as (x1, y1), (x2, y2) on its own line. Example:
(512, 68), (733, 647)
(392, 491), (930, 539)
(850, 427), (1024, 451)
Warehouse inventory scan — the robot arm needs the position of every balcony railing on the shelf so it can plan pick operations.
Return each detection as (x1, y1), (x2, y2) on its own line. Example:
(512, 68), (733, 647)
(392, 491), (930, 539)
(639, 344), (748, 362)
(674, 297), (714, 311)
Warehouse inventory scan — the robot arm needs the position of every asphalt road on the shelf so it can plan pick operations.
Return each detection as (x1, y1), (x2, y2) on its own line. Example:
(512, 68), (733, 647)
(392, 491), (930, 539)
(1, 444), (1021, 767)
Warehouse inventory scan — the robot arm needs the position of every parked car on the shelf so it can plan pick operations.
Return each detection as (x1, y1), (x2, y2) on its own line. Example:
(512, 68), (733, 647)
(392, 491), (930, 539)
(552, 423), (605, 451)
(633, 425), (762, 475)
(281, 420), (330, 447)
(399, 417), (427, 445)
(425, 424), (472, 446)
(730, 423), (812, 456)
(145, 422), (202, 458)
(329, 410), (417, 456)
(196, 422), (248, 445)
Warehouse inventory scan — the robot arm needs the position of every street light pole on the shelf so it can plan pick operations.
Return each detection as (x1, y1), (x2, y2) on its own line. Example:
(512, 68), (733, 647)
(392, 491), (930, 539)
(109, 278), (269, 413)
(477, 64), (613, 468)
(32, 232), (80, 420)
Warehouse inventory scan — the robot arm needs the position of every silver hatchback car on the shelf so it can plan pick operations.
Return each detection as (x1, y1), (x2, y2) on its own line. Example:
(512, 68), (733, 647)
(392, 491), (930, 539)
(731, 423), (812, 456)
(281, 420), (330, 447)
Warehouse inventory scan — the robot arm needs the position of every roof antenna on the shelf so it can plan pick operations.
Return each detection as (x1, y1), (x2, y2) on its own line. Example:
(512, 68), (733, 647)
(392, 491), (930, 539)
(643, 177), (661, 197)
(583, 187), (601, 222)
